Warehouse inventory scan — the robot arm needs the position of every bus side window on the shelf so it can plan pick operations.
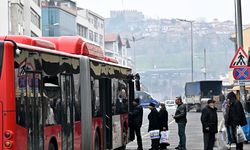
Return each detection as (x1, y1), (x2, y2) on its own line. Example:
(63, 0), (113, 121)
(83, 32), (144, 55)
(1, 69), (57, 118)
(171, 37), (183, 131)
(16, 94), (26, 127)
(112, 79), (119, 115)
(75, 87), (81, 121)
(43, 76), (61, 125)
(91, 77), (101, 117)
(115, 80), (128, 114)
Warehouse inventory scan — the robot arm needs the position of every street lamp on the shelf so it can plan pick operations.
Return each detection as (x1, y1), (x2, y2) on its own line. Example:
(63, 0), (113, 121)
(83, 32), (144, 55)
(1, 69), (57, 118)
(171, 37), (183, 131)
(177, 19), (194, 82)
(129, 36), (146, 72)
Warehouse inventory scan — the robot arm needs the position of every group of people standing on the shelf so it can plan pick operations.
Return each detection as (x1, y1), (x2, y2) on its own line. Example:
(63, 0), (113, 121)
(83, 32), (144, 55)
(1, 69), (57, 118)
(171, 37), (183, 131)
(129, 96), (187, 150)
(201, 91), (247, 150)
(129, 91), (247, 150)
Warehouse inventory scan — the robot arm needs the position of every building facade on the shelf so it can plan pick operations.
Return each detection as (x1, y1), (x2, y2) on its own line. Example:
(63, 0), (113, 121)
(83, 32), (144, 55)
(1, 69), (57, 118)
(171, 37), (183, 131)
(42, 0), (77, 36)
(0, 0), (42, 36)
(104, 34), (132, 67)
(0, 0), (9, 35)
(231, 27), (250, 53)
(76, 8), (104, 48)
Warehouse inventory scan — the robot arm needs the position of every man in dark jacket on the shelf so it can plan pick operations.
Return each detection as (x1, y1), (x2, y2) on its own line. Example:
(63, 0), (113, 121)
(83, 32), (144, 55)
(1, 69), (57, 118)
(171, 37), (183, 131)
(201, 99), (218, 150)
(129, 98), (143, 150)
(173, 96), (187, 150)
(148, 102), (160, 150)
(225, 92), (247, 150)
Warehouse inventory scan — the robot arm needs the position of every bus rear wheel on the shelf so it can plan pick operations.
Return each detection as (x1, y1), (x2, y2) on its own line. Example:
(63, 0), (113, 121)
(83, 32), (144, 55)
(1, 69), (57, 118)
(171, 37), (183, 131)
(48, 142), (56, 150)
(94, 132), (100, 150)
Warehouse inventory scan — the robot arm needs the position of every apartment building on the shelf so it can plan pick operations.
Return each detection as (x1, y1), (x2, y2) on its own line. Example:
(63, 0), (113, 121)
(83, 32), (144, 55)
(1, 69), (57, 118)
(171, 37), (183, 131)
(76, 8), (105, 48)
(105, 33), (132, 67)
(42, 0), (77, 36)
(0, 0), (42, 36)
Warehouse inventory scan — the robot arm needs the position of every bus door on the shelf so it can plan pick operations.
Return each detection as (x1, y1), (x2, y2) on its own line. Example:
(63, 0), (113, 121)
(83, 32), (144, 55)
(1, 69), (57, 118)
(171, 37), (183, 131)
(26, 72), (43, 150)
(100, 78), (112, 149)
(60, 74), (74, 150)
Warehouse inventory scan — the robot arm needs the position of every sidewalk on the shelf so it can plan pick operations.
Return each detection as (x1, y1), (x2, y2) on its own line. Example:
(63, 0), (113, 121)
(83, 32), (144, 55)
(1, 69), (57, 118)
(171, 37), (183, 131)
(167, 112), (250, 150)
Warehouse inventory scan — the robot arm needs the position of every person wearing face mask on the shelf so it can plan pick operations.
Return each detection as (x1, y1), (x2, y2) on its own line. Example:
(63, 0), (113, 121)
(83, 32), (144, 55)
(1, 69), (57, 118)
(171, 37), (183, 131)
(201, 99), (218, 150)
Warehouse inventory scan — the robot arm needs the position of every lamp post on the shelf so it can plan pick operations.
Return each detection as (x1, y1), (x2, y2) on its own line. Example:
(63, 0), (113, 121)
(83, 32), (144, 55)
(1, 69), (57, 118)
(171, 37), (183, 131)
(132, 36), (136, 72)
(177, 19), (194, 82)
(130, 36), (146, 72)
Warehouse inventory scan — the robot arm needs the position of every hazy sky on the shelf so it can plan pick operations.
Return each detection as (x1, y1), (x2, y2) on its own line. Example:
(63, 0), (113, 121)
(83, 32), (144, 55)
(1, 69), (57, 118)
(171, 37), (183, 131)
(77, 0), (250, 24)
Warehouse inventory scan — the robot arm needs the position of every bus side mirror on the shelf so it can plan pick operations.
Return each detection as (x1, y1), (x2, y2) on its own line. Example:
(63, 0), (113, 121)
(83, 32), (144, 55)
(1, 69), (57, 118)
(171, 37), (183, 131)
(135, 73), (140, 91)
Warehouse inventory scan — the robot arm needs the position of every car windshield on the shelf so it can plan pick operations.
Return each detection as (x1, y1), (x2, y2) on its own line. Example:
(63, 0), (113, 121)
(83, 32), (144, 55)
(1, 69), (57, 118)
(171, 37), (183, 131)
(0, 42), (4, 79)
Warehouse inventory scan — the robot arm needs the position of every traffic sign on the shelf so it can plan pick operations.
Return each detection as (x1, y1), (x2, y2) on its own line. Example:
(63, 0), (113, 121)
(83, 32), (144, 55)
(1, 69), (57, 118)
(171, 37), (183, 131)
(233, 67), (250, 80)
(234, 79), (250, 86)
(229, 47), (248, 68)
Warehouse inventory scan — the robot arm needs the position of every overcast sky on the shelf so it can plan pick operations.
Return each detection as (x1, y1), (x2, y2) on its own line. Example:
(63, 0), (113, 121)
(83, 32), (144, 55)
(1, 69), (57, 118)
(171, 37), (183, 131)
(77, 0), (250, 24)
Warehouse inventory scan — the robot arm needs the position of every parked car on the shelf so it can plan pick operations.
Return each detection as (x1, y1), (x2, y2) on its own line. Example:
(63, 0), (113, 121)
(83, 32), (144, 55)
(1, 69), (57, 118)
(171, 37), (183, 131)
(165, 100), (176, 109)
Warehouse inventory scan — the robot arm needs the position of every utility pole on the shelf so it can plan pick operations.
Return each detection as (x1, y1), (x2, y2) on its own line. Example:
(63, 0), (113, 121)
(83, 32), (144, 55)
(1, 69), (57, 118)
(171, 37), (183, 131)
(235, 0), (243, 48)
(191, 22), (194, 82)
(133, 36), (136, 73)
(176, 19), (194, 82)
(234, 0), (245, 103)
(204, 48), (206, 80)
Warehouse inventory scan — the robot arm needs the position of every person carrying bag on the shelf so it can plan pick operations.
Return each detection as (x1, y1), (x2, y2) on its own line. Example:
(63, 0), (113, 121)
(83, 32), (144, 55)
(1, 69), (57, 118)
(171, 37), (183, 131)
(160, 130), (170, 146)
(236, 125), (247, 143)
(148, 102), (160, 150)
(159, 102), (170, 149)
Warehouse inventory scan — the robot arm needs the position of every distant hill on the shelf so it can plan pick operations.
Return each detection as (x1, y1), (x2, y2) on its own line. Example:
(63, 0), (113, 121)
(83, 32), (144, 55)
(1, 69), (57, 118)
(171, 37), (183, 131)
(105, 10), (235, 77)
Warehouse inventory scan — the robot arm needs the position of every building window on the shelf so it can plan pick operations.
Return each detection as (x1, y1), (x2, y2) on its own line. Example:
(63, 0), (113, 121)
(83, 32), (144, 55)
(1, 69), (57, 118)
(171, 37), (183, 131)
(88, 16), (94, 25)
(89, 30), (93, 41)
(77, 24), (87, 38)
(31, 8), (40, 28)
(94, 17), (98, 28)
(100, 22), (104, 29)
(99, 35), (103, 45)
(32, 0), (40, 7)
(31, 31), (38, 37)
(94, 32), (98, 43)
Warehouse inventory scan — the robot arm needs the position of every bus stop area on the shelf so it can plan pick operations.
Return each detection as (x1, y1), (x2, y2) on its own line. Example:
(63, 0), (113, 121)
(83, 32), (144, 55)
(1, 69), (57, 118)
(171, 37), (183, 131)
(127, 109), (250, 150)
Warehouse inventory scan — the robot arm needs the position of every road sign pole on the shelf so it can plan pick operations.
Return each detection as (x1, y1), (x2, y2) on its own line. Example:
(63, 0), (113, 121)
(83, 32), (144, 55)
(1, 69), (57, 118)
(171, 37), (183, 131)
(235, 0), (245, 104)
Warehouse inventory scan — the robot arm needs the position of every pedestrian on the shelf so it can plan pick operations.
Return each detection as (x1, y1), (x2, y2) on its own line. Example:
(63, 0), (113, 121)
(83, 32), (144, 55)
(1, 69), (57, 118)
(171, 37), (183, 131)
(225, 91), (247, 150)
(159, 102), (169, 149)
(129, 98), (143, 150)
(148, 102), (160, 150)
(201, 99), (218, 150)
(173, 96), (187, 150)
(222, 98), (232, 148)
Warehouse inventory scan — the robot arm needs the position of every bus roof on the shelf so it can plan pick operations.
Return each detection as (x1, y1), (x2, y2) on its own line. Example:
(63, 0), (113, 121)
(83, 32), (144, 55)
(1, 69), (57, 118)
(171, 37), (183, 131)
(0, 35), (123, 66)
(0, 35), (131, 69)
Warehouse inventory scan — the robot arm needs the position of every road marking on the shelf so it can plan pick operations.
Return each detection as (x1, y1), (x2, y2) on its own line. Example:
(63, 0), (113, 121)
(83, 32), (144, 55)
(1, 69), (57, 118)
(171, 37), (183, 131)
(141, 119), (175, 138)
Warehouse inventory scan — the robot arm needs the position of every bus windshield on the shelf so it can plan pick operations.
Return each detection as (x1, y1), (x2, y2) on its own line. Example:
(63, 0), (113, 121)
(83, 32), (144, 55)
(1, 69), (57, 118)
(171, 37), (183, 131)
(0, 42), (4, 79)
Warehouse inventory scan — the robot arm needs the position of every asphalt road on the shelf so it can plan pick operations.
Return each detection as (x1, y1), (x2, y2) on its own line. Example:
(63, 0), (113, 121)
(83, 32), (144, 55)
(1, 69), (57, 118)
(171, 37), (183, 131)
(126, 107), (250, 150)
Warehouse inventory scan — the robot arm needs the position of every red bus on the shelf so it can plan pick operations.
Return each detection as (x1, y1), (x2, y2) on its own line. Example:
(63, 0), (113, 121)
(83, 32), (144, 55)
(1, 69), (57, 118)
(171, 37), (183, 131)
(0, 35), (137, 150)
